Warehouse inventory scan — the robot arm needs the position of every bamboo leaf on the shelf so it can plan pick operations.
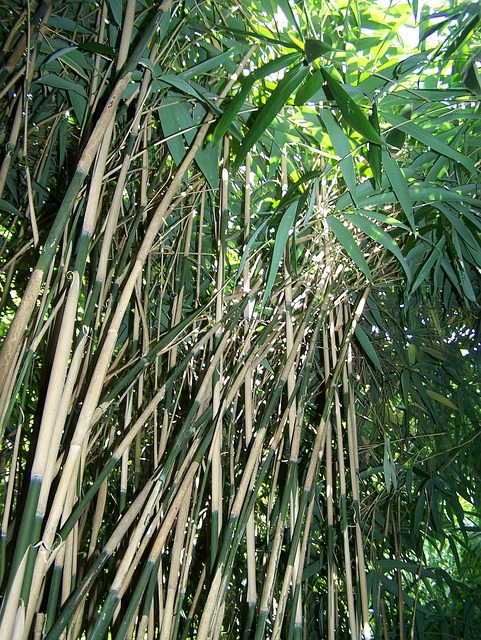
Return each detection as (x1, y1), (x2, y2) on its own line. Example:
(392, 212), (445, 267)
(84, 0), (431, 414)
(354, 324), (382, 371)
(320, 67), (384, 144)
(212, 52), (302, 146)
(233, 64), (310, 171)
(304, 38), (332, 63)
(33, 73), (87, 97)
(327, 216), (372, 280)
(384, 114), (477, 175)
(410, 237), (446, 294)
(462, 56), (481, 95)
(294, 70), (325, 105)
(368, 103), (382, 188)
(318, 109), (357, 201)
(262, 202), (297, 306)
(425, 390), (458, 411)
(381, 149), (414, 230)
(344, 212), (411, 281)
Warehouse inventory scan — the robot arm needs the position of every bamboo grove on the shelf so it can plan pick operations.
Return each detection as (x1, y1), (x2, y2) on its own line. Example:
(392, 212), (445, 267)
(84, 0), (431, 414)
(1, 1), (481, 638)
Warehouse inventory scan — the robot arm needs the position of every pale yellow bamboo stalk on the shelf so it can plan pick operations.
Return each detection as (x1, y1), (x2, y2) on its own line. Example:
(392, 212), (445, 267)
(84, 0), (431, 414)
(176, 469), (201, 608)
(32, 613), (44, 640)
(120, 384), (134, 509)
(281, 150), (303, 630)
(12, 43), (255, 622)
(29, 272), (80, 483)
(116, 0), (137, 71)
(159, 487), (191, 640)
(95, 41), (158, 315)
(271, 563), (294, 640)
(257, 507), (286, 626)
(1, 415), (23, 541)
(86, 1), (107, 116)
(345, 339), (372, 640)
(196, 188), (206, 305)
(0, 548), (29, 639)
(0, 0), (165, 395)
(197, 420), (269, 639)
(323, 318), (336, 640)
(331, 304), (358, 639)
(33, 329), (87, 536)
(115, 463), (199, 603)
(0, 98), (22, 197)
(18, 114), (114, 526)
(38, 386), (165, 564)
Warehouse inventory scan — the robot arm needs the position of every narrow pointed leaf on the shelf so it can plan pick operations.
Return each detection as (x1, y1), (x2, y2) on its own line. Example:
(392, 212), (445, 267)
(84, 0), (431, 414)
(384, 114), (477, 174)
(382, 149), (414, 230)
(233, 64), (310, 171)
(294, 70), (325, 105)
(318, 109), (357, 201)
(368, 103), (382, 188)
(320, 67), (384, 144)
(345, 212), (411, 281)
(212, 53), (302, 146)
(327, 216), (372, 280)
(262, 202), (297, 306)
(410, 238), (446, 294)
(304, 38), (332, 63)
(425, 390), (458, 411)
(354, 324), (382, 371)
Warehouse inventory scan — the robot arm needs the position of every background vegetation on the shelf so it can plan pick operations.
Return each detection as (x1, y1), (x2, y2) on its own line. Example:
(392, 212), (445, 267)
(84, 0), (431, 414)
(0, 0), (480, 638)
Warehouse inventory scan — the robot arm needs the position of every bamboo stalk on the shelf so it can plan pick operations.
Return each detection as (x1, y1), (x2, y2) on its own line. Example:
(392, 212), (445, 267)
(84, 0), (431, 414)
(0, 2), (171, 397)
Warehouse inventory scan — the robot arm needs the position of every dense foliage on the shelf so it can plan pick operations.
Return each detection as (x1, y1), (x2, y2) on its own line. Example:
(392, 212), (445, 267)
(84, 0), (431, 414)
(0, 0), (480, 638)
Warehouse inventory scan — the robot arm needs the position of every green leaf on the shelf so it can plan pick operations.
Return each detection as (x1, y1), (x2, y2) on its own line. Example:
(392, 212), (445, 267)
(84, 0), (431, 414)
(425, 390), (458, 411)
(262, 202), (297, 307)
(383, 437), (397, 492)
(233, 64), (310, 171)
(236, 219), (270, 281)
(0, 199), (23, 217)
(410, 237), (446, 294)
(44, 47), (90, 80)
(108, 0), (122, 26)
(385, 127), (406, 152)
(47, 16), (92, 34)
(77, 42), (117, 57)
(320, 67), (384, 144)
(368, 103), (382, 188)
(318, 109), (357, 202)
(354, 324), (382, 371)
(34, 73), (87, 97)
(327, 217), (372, 280)
(345, 212), (411, 281)
(182, 49), (239, 81)
(304, 38), (332, 63)
(68, 90), (87, 125)
(382, 149), (414, 230)
(384, 114), (477, 175)
(462, 56), (481, 96)
(212, 52), (302, 147)
(294, 70), (325, 105)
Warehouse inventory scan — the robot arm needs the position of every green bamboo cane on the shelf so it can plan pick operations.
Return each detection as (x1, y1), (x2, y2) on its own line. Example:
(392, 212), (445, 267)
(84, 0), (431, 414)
(210, 139), (228, 569)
